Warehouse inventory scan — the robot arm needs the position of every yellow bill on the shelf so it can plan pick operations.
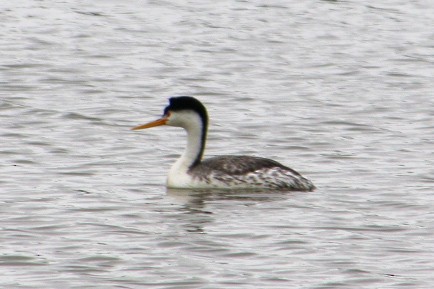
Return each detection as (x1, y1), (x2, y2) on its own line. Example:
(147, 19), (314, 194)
(131, 115), (169, 130)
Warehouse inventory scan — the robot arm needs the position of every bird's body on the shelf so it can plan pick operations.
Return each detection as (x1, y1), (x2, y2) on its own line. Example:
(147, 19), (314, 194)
(169, 155), (314, 190)
(132, 96), (315, 191)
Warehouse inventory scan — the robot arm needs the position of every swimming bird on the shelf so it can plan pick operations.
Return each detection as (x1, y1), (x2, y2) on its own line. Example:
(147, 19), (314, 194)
(132, 96), (315, 191)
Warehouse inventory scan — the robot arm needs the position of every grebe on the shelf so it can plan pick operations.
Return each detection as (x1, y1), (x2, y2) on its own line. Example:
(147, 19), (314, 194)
(132, 96), (315, 191)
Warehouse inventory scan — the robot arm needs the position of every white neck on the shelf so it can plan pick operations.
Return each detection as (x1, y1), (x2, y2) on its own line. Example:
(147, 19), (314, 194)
(167, 111), (206, 176)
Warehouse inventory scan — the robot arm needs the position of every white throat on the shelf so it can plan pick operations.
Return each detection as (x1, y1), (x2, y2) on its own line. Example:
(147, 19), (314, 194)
(167, 111), (206, 182)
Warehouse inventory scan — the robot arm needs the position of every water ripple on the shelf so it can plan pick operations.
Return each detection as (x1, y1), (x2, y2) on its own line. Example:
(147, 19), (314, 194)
(1, 0), (434, 288)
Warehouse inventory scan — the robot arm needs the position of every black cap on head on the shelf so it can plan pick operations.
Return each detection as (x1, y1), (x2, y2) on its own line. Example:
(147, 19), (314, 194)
(164, 96), (208, 122)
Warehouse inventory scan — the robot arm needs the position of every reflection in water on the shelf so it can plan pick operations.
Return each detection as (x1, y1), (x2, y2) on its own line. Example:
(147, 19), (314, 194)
(166, 188), (293, 233)
(165, 188), (212, 234)
(167, 188), (292, 204)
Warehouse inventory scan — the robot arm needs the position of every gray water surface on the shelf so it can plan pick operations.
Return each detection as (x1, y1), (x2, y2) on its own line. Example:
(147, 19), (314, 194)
(1, 1), (433, 288)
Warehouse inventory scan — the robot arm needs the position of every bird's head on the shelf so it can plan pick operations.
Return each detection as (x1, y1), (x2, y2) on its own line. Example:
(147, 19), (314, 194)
(132, 96), (208, 131)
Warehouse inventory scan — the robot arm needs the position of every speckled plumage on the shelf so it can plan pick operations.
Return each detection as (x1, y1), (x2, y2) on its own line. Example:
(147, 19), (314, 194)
(188, 155), (315, 191)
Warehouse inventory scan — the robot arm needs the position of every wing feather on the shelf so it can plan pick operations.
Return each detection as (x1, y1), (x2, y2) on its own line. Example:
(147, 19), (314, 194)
(195, 155), (301, 176)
